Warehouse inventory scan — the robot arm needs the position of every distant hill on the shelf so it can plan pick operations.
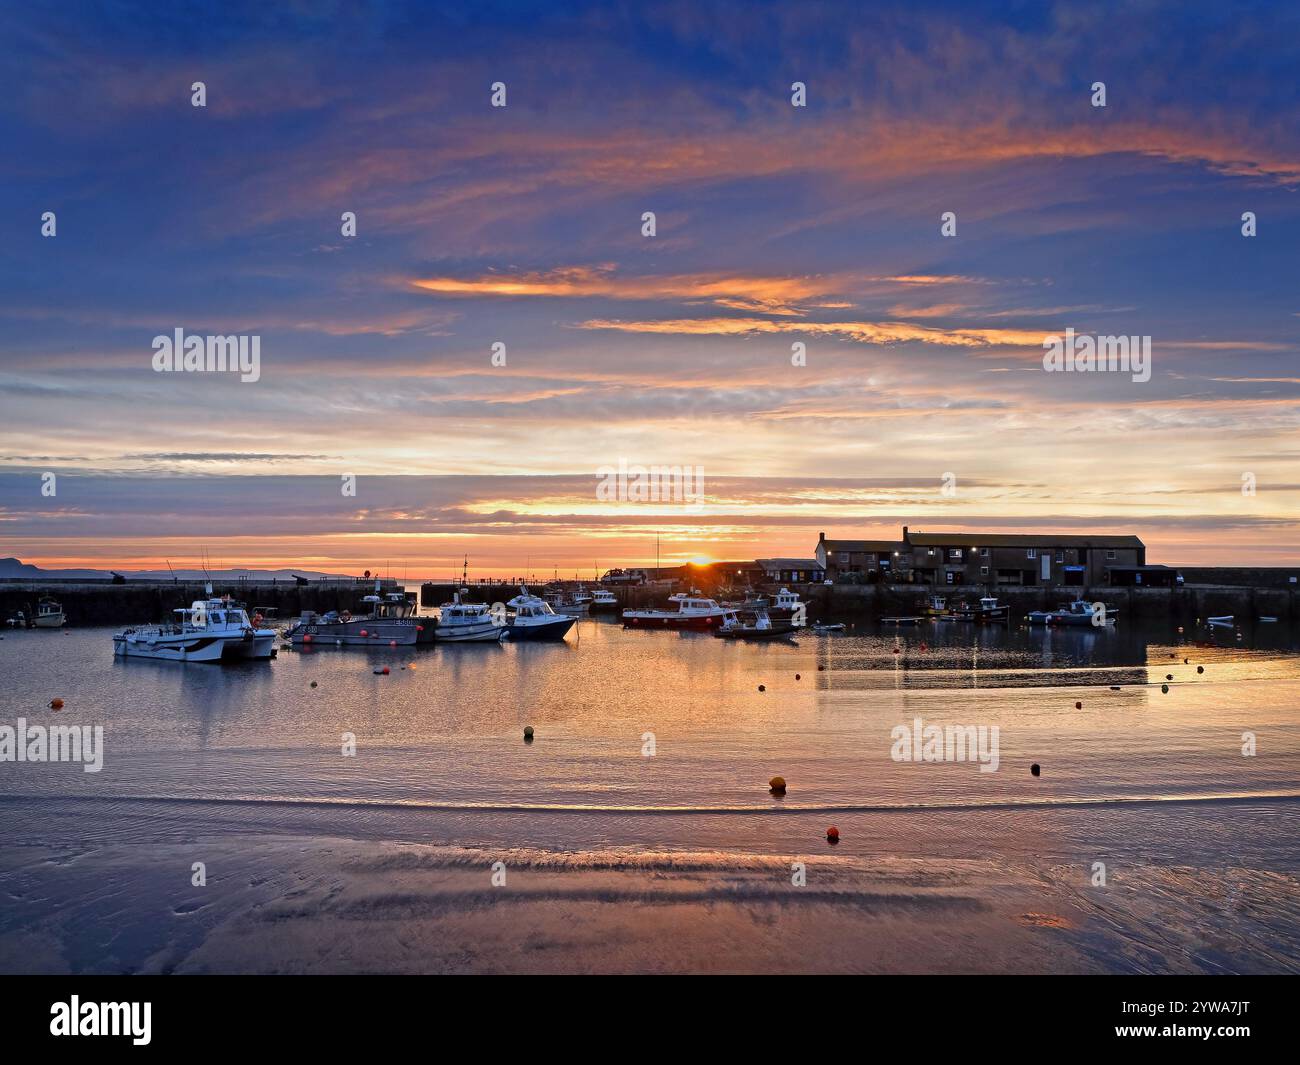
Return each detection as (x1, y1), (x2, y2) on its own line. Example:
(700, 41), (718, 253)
(0, 558), (358, 581)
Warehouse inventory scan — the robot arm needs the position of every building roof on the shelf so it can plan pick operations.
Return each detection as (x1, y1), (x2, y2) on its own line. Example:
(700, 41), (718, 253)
(905, 532), (1145, 549)
(756, 558), (820, 568)
(821, 539), (905, 552)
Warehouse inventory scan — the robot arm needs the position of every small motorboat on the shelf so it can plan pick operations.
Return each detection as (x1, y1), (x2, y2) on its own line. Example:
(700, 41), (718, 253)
(714, 610), (797, 640)
(925, 595), (948, 617)
(437, 590), (508, 642)
(809, 621), (846, 634)
(766, 587), (805, 620)
(881, 615), (924, 626)
(941, 597), (1010, 623)
(32, 597), (66, 628)
(506, 586), (576, 641)
(1207, 615), (1234, 629)
(589, 588), (620, 614)
(1027, 600), (1117, 627)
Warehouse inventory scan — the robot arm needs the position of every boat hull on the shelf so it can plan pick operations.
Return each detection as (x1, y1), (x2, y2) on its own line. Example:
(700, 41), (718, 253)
(290, 619), (423, 646)
(506, 615), (576, 641)
(114, 631), (276, 663)
(623, 613), (725, 630)
(438, 623), (507, 642)
(33, 614), (65, 628)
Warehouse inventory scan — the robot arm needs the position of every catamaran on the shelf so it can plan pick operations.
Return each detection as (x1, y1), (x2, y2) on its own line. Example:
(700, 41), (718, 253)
(113, 592), (276, 662)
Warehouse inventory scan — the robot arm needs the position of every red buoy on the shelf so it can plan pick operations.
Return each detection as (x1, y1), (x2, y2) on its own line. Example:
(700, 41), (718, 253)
(826, 826), (840, 843)
(49, 698), (64, 711)
(303, 634), (312, 643)
(360, 629), (368, 637)
(389, 640), (397, 647)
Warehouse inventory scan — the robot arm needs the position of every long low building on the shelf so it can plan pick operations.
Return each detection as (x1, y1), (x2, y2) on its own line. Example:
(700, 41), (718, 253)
(816, 527), (1146, 588)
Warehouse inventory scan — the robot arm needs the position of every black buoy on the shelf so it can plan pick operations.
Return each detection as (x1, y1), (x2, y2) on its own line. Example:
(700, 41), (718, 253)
(1161, 684), (1169, 693)
(1165, 674), (1173, 681)
(1030, 763), (1041, 777)
(795, 673), (801, 681)
(758, 684), (766, 692)
(310, 681), (317, 688)
(523, 726), (534, 742)
(1197, 665), (1204, 674)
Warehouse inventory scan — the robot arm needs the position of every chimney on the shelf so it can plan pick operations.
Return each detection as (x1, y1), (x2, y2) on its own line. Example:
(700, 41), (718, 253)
(818, 531), (825, 543)
(902, 525), (909, 540)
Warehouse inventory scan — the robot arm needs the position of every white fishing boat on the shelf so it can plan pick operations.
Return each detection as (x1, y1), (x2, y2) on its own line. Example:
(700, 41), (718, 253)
(767, 587), (804, 621)
(589, 588), (620, 614)
(506, 586), (576, 641)
(32, 597), (66, 628)
(623, 592), (728, 630)
(545, 589), (590, 615)
(1027, 600), (1117, 627)
(285, 585), (431, 646)
(437, 590), (507, 642)
(113, 591), (276, 663)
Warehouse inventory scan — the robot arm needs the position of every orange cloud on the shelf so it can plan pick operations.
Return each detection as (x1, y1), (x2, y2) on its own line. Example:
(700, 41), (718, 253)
(575, 316), (1048, 347)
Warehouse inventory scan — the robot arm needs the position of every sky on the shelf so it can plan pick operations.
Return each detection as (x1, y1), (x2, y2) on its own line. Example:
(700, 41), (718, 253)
(0, 0), (1297, 577)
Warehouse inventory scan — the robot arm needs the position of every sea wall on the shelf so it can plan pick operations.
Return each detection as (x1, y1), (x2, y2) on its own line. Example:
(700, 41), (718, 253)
(0, 578), (402, 626)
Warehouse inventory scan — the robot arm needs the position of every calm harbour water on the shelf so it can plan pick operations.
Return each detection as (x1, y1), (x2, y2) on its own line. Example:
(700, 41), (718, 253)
(3, 611), (1299, 972)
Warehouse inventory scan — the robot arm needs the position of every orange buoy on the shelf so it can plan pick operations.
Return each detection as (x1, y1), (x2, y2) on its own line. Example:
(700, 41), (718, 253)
(1030, 763), (1041, 777)
(769, 776), (787, 794)
(826, 826), (840, 843)
(49, 698), (64, 711)
(382, 666), (390, 675)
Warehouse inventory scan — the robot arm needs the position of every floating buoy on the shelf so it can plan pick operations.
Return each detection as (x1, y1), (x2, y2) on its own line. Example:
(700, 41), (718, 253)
(389, 640), (397, 648)
(769, 776), (787, 794)
(919, 642), (928, 652)
(360, 629), (368, 638)
(408, 663), (417, 670)
(303, 634), (312, 643)
(523, 726), (534, 742)
(795, 673), (801, 681)
(1165, 673), (1173, 680)
(817, 665), (825, 671)
(1177, 626), (1184, 634)
(310, 681), (317, 688)
(382, 666), (390, 675)
(1074, 701), (1082, 710)
(49, 698), (64, 711)
(758, 684), (766, 692)
(826, 826), (840, 843)
(1183, 657), (1189, 664)
(1161, 684), (1169, 693)
(1197, 666), (1204, 674)
(1030, 763), (1041, 777)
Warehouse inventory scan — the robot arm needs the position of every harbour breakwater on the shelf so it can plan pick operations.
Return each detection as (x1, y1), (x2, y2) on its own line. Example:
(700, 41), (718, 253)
(0, 578), (402, 627)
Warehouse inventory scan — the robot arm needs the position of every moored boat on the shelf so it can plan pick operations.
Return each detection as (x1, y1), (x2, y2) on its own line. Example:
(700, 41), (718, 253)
(1027, 600), (1117, 627)
(714, 609), (798, 640)
(941, 597), (1010, 623)
(285, 587), (431, 646)
(32, 597), (66, 628)
(767, 587), (804, 620)
(437, 590), (507, 642)
(623, 592), (728, 630)
(589, 588), (620, 614)
(506, 586), (576, 641)
(113, 592), (276, 663)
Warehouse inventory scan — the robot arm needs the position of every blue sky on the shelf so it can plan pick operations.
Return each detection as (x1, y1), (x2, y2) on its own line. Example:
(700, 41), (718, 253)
(0, 0), (1297, 574)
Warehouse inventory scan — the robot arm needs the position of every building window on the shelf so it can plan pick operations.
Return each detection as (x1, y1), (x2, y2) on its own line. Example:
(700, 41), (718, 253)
(1055, 552), (1064, 563)
(839, 553), (849, 562)
(949, 549), (962, 560)
(1026, 549), (1037, 559)
(1106, 550), (1116, 560)
(980, 566), (989, 576)
(980, 548), (989, 558)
